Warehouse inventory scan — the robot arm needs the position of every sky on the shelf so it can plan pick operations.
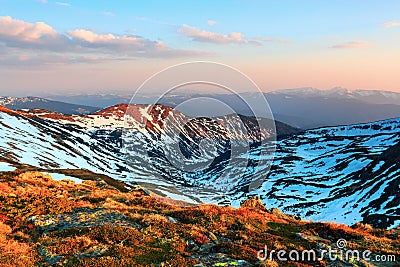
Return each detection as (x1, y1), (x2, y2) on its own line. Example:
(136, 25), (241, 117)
(0, 0), (399, 96)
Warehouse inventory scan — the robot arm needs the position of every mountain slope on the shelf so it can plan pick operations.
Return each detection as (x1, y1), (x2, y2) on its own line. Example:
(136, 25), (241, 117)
(0, 105), (399, 228)
(1, 171), (398, 266)
(0, 106), (129, 181)
(243, 118), (400, 228)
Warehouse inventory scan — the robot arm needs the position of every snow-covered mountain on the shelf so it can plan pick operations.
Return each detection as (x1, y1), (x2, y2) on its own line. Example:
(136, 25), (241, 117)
(239, 119), (400, 228)
(0, 105), (399, 228)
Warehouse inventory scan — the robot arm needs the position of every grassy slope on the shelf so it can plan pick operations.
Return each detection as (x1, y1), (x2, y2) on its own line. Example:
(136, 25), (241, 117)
(0, 171), (398, 267)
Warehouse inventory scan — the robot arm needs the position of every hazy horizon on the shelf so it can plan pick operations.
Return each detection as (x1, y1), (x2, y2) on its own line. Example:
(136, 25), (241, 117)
(3, 86), (400, 99)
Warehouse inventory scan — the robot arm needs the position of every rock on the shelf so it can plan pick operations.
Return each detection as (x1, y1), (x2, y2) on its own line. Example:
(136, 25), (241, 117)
(240, 196), (267, 211)
(38, 246), (62, 265)
(269, 208), (298, 220)
(207, 231), (219, 244)
(166, 216), (178, 223)
(295, 232), (329, 243)
(186, 239), (199, 252)
(27, 208), (141, 235)
(74, 245), (108, 258)
(198, 243), (214, 253)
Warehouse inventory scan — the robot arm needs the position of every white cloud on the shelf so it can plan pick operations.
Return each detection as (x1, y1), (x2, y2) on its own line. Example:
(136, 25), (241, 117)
(55, 2), (71, 7)
(101, 11), (115, 17)
(178, 24), (287, 46)
(382, 20), (400, 28)
(207, 20), (216, 26)
(331, 41), (372, 49)
(67, 29), (126, 43)
(0, 16), (208, 66)
(66, 29), (197, 58)
(178, 24), (249, 45)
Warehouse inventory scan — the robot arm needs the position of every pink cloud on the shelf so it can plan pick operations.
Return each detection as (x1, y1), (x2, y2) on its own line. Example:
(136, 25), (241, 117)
(331, 41), (372, 49)
(382, 20), (400, 28)
(0, 16), (207, 63)
(178, 24), (249, 45)
(178, 24), (286, 46)
(67, 29), (131, 43)
(0, 16), (57, 41)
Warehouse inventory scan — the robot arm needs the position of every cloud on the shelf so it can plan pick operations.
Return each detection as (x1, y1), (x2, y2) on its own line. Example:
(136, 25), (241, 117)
(0, 52), (107, 68)
(0, 16), (66, 51)
(207, 20), (216, 26)
(331, 41), (372, 49)
(382, 20), (400, 28)
(0, 16), (58, 41)
(178, 25), (287, 46)
(0, 16), (207, 61)
(67, 29), (127, 43)
(178, 24), (250, 45)
(66, 29), (205, 58)
(0, 16), (70, 51)
(55, 2), (70, 7)
(253, 36), (288, 43)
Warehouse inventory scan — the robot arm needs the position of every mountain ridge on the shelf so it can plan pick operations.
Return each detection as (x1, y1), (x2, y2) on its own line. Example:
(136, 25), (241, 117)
(0, 96), (100, 115)
(4, 88), (400, 129)
(0, 105), (399, 228)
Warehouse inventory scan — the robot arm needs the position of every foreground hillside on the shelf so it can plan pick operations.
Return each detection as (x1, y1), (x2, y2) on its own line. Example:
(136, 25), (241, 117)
(0, 171), (399, 267)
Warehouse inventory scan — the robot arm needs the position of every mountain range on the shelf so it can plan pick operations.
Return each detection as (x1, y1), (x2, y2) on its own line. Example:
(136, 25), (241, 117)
(0, 96), (100, 115)
(44, 87), (400, 129)
(0, 102), (399, 228)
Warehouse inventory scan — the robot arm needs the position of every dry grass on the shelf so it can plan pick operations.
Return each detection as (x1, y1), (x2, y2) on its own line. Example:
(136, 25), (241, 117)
(0, 170), (398, 267)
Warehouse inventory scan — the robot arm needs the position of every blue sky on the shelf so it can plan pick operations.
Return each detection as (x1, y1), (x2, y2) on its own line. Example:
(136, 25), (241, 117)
(0, 0), (399, 95)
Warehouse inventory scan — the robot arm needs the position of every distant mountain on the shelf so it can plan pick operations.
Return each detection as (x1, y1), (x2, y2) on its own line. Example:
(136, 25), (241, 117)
(264, 92), (400, 129)
(42, 88), (400, 129)
(264, 87), (400, 128)
(0, 105), (399, 228)
(0, 96), (100, 115)
(271, 87), (400, 105)
(46, 94), (137, 108)
(152, 88), (400, 129)
(141, 90), (400, 129)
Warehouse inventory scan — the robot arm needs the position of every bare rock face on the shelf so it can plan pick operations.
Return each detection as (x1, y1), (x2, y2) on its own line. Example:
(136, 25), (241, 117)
(240, 196), (267, 211)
